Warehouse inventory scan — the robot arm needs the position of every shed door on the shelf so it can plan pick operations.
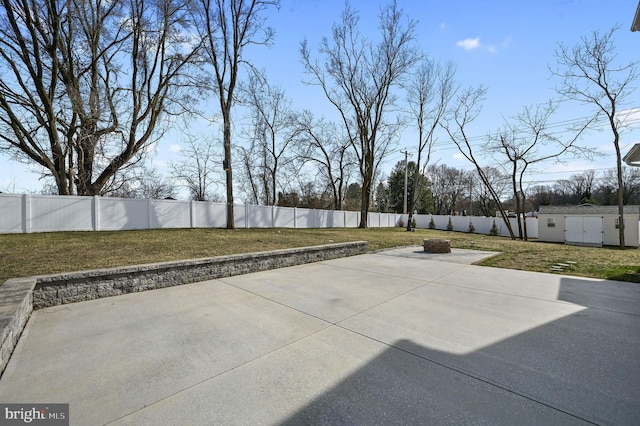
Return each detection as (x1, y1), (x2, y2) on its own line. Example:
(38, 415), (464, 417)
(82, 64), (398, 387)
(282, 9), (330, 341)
(564, 216), (603, 247)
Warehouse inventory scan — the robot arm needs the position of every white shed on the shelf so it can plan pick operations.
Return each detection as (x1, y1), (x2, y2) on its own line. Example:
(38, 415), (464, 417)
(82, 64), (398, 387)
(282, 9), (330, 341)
(538, 204), (640, 247)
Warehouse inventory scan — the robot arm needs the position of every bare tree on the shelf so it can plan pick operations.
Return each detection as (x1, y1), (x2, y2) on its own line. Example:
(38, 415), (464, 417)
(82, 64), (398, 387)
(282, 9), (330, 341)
(242, 72), (298, 205)
(170, 132), (221, 201)
(529, 184), (556, 209)
(474, 167), (509, 217)
(426, 164), (469, 215)
(442, 86), (516, 239)
(193, 0), (279, 227)
(300, 1), (420, 227)
(595, 167), (640, 205)
(553, 26), (638, 248)
(486, 101), (593, 240)
(553, 170), (597, 205)
(570, 169), (597, 204)
(236, 141), (262, 205)
(293, 110), (356, 210)
(0, 0), (200, 195)
(108, 167), (177, 199)
(404, 59), (456, 230)
(137, 169), (178, 200)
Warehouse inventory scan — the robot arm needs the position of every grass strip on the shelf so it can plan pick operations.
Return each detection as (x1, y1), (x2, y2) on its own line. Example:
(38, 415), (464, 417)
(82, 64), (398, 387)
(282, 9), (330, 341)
(1, 227), (638, 284)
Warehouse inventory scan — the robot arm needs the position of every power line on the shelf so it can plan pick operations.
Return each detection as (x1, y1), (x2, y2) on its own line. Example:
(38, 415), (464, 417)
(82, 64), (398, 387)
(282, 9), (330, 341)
(384, 111), (640, 182)
(430, 116), (640, 152)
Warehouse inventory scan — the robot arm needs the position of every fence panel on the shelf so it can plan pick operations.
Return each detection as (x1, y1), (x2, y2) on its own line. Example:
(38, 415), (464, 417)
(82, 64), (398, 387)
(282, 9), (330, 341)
(367, 212), (380, 228)
(328, 210), (347, 228)
(314, 209), (327, 228)
(469, 217), (491, 235)
(149, 199), (191, 229)
(273, 206), (295, 228)
(233, 204), (248, 229)
(526, 218), (538, 238)
(248, 205), (273, 228)
(30, 195), (93, 232)
(294, 208), (311, 228)
(345, 211), (359, 227)
(0, 194), (23, 233)
(449, 216), (468, 232)
(192, 202), (226, 228)
(413, 214), (431, 229)
(98, 197), (149, 230)
(308, 209), (321, 228)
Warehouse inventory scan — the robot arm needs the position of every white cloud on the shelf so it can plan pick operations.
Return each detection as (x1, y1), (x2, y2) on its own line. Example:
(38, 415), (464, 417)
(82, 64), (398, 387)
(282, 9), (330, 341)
(439, 22), (446, 31)
(169, 144), (182, 152)
(456, 36), (511, 53)
(456, 37), (480, 50)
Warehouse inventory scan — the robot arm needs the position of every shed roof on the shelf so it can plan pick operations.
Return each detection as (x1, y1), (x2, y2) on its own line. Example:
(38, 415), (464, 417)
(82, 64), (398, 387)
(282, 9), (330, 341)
(538, 205), (640, 215)
(633, 0), (640, 31)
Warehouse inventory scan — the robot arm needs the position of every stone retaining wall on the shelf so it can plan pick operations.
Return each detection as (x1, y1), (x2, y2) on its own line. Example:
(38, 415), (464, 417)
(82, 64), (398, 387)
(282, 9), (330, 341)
(0, 241), (367, 376)
(0, 277), (35, 379)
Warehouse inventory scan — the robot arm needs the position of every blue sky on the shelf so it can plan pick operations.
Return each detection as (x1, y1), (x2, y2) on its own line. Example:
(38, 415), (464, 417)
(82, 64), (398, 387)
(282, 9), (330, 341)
(1, 0), (639, 196)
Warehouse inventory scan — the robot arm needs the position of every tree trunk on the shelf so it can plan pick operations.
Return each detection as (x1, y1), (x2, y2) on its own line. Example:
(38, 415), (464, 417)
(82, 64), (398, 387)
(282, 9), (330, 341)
(359, 166), (373, 228)
(616, 149), (625, 248)
(359, 178), (371, 228)
(223, 109), (235, 229)
(613, 119), (625, 248)
(518, 178), (529, 241)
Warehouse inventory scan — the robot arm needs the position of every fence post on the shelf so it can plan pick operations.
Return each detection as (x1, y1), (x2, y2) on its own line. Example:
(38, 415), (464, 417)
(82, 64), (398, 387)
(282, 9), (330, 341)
(272, 205), (276, 228)
(190, 200), (196, 229)
(294, 207), (297, 229)
(93, 195), (100, 231)
(21, 194), (31, 234)
(146, 198), (152, 230)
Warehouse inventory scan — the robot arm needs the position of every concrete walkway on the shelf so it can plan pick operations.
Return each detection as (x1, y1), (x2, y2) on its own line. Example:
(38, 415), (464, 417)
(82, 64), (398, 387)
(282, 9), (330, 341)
(1, 247), (639, 425)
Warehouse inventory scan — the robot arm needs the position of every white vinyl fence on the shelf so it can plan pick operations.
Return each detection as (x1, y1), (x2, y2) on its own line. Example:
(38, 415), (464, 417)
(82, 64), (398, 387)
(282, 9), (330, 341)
(0, 193), (537, 237)
(0, 193), (398, 233)
(400, 213), (538, 239)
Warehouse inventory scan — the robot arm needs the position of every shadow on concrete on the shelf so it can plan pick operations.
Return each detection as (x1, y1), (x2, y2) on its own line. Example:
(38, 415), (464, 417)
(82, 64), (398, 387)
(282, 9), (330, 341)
(280, 277), (640, 425)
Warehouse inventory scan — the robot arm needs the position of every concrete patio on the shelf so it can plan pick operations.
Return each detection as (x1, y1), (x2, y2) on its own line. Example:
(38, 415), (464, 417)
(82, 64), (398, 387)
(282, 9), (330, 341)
(1, 247), (638, 425)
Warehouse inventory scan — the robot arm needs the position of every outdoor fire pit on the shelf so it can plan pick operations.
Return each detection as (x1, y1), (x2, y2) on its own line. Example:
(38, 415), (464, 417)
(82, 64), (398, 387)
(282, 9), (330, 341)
(423, 239), (451, 253)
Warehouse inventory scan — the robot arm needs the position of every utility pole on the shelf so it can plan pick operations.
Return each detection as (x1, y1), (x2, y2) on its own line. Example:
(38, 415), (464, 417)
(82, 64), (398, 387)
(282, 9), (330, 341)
(469, 177), (473, 216)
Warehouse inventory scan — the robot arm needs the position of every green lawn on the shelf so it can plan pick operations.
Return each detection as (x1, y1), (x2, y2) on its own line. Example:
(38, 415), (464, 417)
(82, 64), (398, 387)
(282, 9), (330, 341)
(1, 227), (639, 284)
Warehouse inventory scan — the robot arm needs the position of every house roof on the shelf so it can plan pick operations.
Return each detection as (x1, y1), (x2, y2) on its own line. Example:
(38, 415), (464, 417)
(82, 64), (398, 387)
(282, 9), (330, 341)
(538, 205), (640, 215)
(623, 143), (640, 166)
(633, 1), (640, 31)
